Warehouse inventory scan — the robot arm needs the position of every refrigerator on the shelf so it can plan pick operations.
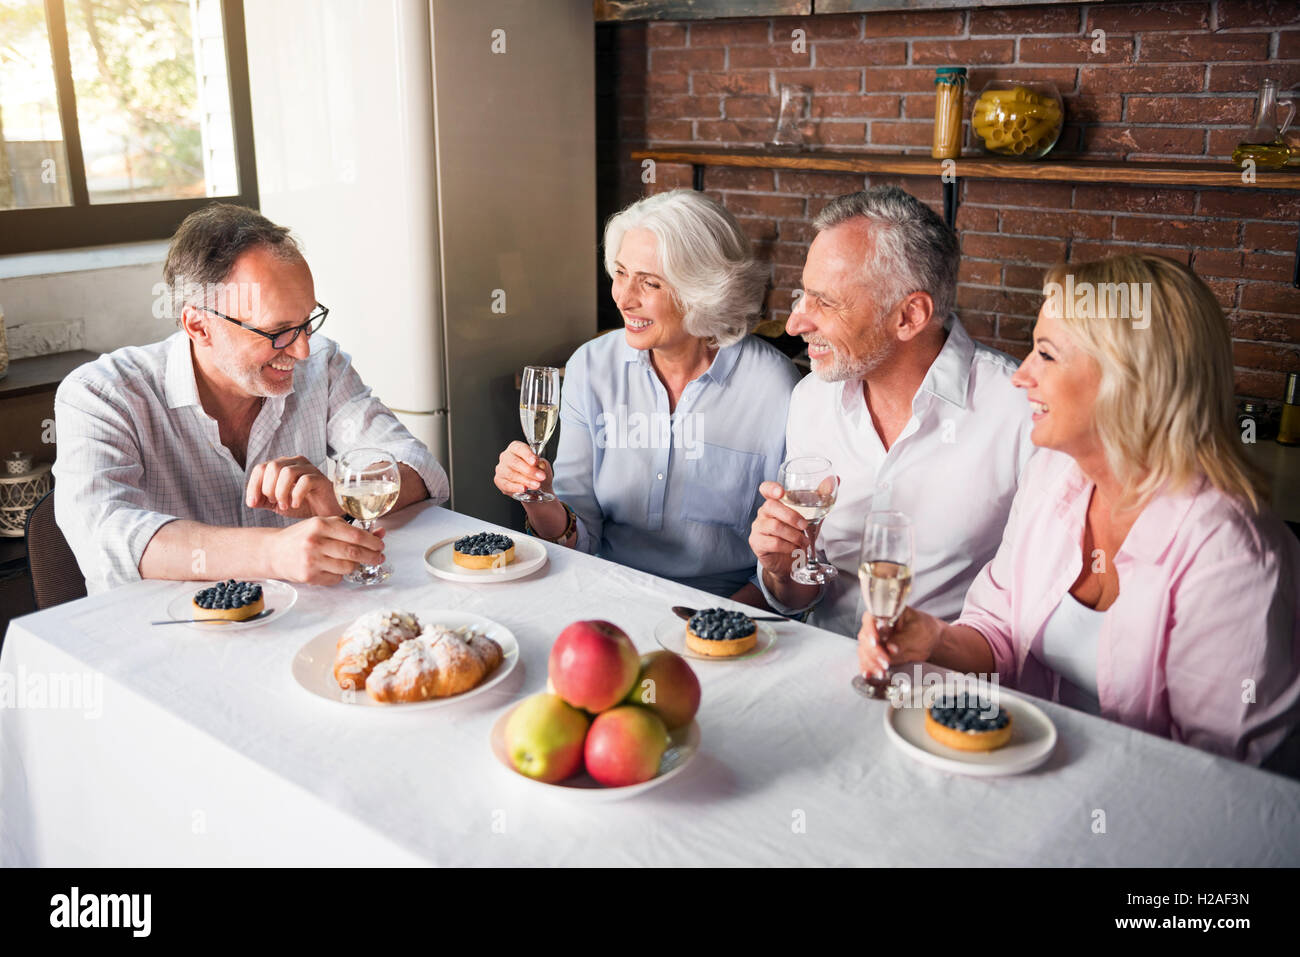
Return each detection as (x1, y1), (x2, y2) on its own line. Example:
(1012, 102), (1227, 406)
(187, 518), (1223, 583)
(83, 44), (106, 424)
(242, 0), (596, 528)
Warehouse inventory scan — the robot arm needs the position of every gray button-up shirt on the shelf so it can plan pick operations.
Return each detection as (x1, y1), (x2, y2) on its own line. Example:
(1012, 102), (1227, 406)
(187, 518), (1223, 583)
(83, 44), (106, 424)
(53, 330), (449, 593)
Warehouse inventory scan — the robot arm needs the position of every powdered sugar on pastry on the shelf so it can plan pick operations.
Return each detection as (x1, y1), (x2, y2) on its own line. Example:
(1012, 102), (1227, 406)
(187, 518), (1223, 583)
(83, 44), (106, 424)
(334, 610), (422, 691)
(364, 624), (506, 703)
(341, 610), (420, 648)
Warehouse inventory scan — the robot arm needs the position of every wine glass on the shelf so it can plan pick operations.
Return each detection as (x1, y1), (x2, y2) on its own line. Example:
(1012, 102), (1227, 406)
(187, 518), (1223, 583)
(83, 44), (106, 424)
(779, 456), (840, 585)
(852, 510), (914, 700)
(333, 447), (401, 585)
(514, 366), (561, 503)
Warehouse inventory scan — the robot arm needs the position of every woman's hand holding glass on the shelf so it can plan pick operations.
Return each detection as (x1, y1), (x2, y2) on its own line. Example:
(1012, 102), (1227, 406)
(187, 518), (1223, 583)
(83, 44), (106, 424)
(857, 606), (945, 679)
(494, 441), (571, 542)
(494, 441), (554, 499)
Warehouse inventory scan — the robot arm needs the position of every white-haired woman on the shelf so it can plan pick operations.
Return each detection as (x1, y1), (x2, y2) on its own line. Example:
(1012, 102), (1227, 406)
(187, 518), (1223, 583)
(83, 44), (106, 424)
(494, 189), (801, 600)
(859, 253), (1300, 768)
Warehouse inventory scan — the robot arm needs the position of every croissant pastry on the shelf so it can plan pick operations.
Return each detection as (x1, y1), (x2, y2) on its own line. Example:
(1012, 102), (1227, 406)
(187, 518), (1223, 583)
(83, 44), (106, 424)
(333, 610), (421, 691)
(366, 625), (504, 703)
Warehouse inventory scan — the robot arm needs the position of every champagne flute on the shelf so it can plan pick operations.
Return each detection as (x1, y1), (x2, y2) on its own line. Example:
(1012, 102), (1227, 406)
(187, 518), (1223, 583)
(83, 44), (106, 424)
(851, 510), (914, 700)
(515, 365), (561, 504)
(779, 456), (840, 585)
(333, 447), (401, 585)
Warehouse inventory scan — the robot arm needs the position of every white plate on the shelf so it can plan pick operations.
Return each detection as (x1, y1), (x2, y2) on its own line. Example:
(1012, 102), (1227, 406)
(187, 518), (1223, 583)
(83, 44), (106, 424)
(489, 701), (700, 802)
(291, 609), (519, 710)
(423, 534), (548, 584)
(163, 580), (298, 632)
(653, 613), (778, 661)
(882, 689), (1057, 777)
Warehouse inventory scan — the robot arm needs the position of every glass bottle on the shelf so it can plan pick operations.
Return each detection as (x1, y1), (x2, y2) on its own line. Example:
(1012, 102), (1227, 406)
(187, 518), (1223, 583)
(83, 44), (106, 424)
(1279, 373), (1300, 446)
(1232, 79), (1295, 170)
(932, 67), (966, 160)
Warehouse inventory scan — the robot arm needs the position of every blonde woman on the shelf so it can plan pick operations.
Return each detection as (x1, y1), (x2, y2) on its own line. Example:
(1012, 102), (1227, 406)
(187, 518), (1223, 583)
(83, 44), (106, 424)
(859, 253), (1300, 767)
(494, 189), (801, 600)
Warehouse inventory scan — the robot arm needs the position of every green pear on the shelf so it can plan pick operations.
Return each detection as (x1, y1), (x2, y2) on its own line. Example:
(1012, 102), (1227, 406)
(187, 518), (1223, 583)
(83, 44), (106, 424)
(505, 693), (589, 783)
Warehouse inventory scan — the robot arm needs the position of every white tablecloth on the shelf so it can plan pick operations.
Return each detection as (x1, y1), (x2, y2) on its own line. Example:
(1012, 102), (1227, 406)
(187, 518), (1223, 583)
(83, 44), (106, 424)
(3, 502), (1298, 866)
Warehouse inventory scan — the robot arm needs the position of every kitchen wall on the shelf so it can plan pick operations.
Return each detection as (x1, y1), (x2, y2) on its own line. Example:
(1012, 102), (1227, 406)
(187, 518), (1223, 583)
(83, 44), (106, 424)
(596, 0), (1300, 408)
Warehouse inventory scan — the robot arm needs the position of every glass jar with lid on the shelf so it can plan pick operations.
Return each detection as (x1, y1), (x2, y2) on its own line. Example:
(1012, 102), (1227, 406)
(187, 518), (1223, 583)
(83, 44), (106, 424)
(932, 67), (967, 160)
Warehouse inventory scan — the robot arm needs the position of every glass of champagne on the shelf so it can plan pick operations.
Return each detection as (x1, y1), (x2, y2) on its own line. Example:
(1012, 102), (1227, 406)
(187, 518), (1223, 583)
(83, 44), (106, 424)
(514, 365), (561, 504)
(779, 456), (840, 585)
(851, 510), (914, 699)
(333, 448), (401, 585)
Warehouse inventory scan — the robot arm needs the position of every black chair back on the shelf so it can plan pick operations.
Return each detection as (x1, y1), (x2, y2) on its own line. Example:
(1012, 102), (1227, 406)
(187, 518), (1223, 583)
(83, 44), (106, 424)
(25, 491), (87, 610)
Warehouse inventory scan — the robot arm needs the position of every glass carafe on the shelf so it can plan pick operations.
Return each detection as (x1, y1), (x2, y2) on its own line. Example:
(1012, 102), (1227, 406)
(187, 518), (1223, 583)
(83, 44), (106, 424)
(1233, 79), (1295, 169)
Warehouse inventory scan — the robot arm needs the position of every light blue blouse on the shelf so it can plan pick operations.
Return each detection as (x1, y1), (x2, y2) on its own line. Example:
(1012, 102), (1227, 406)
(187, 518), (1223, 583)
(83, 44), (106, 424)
(552, 331), (802, 596)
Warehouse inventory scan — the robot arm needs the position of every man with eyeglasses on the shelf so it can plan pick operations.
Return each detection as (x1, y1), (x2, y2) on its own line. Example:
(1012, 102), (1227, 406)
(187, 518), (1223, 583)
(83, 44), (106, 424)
(53, 203), (449, 593)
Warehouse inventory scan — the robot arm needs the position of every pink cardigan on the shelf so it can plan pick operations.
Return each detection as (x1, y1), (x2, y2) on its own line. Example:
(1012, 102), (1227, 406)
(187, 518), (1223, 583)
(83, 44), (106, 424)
(957, 449), (1300, 765)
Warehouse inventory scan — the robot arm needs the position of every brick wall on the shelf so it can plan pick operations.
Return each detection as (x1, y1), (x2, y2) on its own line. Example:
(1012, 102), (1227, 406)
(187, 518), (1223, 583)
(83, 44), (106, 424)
(594, 1), (1300, 407)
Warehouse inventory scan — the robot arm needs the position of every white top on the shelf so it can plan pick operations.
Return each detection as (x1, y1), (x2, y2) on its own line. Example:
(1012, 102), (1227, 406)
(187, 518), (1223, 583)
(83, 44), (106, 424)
(52, 331), (449, 594)
(4, 501), (1296, 867)
(1035, 592), (1105, 715)
(760, 316), (1034, 637)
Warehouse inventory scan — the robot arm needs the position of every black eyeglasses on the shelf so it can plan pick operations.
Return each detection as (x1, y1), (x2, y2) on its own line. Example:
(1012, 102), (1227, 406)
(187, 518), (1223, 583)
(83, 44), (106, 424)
(201, 303), (328, 350)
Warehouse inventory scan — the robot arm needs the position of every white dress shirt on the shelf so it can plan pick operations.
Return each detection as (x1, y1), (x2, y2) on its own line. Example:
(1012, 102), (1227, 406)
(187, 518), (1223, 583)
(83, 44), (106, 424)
(760, 316), (1034, 637)
(53, 330), (449, 594)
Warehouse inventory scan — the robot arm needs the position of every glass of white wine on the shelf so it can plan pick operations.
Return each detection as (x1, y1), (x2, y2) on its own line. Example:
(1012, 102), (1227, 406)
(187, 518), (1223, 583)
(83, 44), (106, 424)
(333, 447), (401, 585)
(852, 510), (914, 700)
(515, 365), (561, 504)
(779, 456), (840, 585)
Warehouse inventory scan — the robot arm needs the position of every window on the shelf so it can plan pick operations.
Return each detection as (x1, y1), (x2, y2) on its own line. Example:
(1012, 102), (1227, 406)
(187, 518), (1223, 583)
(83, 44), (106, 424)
(0, 0), (256, 253)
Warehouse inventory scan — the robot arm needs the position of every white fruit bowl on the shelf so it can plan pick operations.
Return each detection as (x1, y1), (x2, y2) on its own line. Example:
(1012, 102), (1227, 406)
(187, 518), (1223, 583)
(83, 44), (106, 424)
(488, 701), (700, 802)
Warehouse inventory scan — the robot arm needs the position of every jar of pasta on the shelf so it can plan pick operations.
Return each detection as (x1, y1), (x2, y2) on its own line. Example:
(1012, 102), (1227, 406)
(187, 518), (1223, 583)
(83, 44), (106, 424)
(932, 67), (967, 160)
(972, 81), (1064, 159)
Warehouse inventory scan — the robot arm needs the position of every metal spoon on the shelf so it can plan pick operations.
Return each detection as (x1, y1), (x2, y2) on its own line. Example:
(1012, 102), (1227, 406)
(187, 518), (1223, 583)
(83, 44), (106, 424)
(151, 609), (275, 625)
(672, 605), (787, 623)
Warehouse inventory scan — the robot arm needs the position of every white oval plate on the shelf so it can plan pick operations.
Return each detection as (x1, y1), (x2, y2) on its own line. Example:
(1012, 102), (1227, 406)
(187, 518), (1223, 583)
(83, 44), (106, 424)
(164, 580), (298, 632)
(489, 702), (700, 802)
(291, 609), (519, 710)
(423, 534), (548, 584)
(653, 613), (777, 661)
(882, 689), (1057, 777)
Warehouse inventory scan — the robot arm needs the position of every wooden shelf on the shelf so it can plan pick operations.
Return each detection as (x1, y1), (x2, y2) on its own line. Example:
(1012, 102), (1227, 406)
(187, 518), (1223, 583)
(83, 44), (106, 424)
(631, 147), (1300, 190)
(0, 350), (98, 401)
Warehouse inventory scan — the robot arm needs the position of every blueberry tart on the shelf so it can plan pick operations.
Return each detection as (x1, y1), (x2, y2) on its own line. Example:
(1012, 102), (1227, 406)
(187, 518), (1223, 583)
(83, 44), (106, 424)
(924, 695), (1013, 752)
(685, 608), (757, 658)
(452, 531), (516, 570)
(192, 580), (265, 622)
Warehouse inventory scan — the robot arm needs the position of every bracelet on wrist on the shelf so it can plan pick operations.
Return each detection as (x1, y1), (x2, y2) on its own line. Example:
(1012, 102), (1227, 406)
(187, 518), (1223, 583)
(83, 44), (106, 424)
(524, 501), (576, 544)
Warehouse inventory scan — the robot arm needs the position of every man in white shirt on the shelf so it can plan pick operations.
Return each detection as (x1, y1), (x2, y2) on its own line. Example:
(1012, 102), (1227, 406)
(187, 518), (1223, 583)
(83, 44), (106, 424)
(53, 204), (449, 593)
(750, 186), (1033, 638)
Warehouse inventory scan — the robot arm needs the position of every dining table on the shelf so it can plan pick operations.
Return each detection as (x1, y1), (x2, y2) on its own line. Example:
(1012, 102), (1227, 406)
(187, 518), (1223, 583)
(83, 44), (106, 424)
(2, 500), (1298, 867)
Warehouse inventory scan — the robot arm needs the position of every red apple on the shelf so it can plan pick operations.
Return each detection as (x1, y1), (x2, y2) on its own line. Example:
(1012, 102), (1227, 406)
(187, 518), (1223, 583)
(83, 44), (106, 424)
(504, 693), (589, 783)
(624, 651), (701, 731)
(548, 620), (640, 713)
(584, 705), (669, 787)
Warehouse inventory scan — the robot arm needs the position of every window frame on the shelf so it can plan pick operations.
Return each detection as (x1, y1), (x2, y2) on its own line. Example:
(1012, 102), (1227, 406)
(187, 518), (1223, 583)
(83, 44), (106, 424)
(0, 0), (258, 255)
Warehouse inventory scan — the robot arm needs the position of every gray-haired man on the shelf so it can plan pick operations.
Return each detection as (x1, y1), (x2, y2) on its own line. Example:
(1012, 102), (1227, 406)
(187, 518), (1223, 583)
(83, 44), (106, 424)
(54, 203), (448, 593)
(749, 186), (1034, 645)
